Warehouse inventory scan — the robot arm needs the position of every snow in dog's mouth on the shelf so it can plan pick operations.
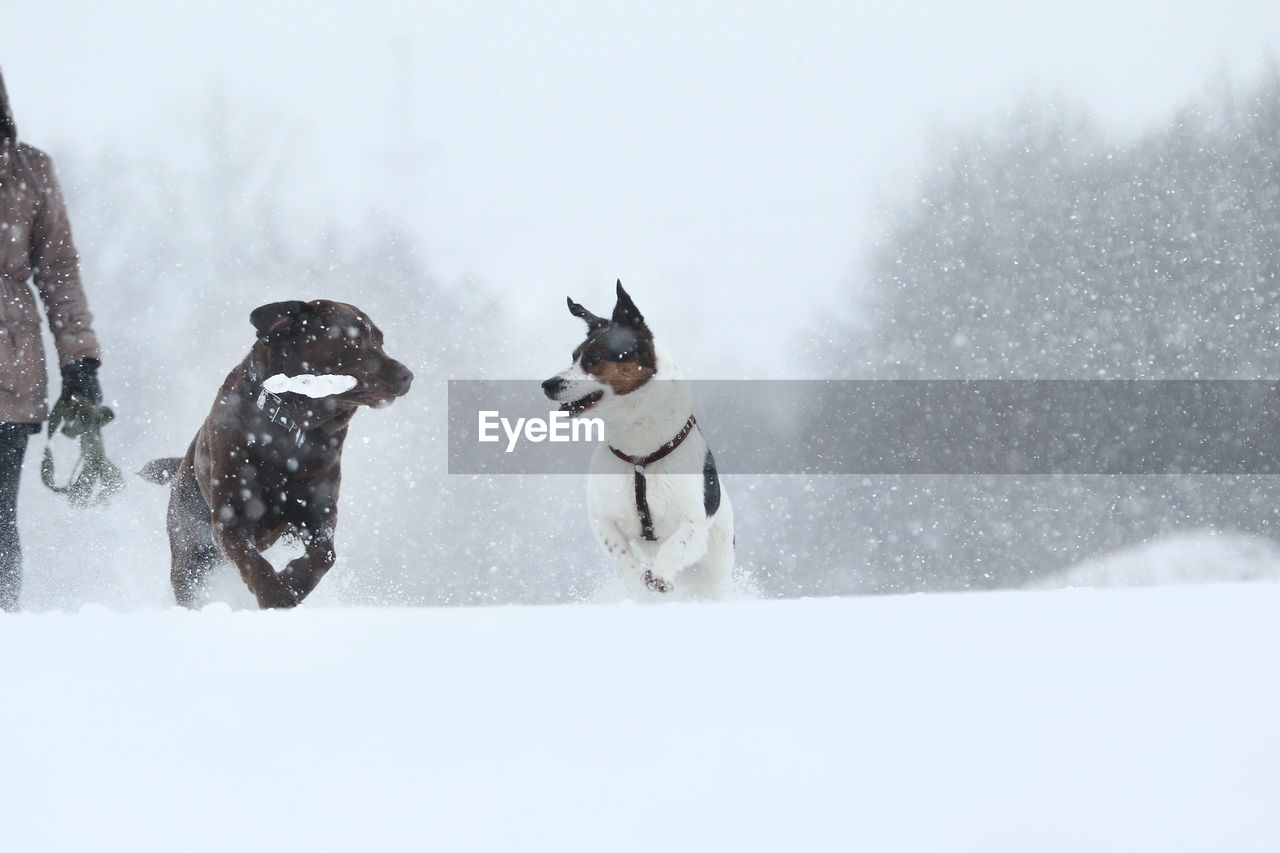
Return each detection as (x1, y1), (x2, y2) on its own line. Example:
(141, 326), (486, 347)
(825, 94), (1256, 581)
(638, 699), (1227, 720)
(264, 373), (358, 398)
(560, 390), (603, 416)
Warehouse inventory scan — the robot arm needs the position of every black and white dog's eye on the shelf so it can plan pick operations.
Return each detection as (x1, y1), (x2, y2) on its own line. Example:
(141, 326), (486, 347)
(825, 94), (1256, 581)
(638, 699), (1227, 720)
(581, 350), (601, 368)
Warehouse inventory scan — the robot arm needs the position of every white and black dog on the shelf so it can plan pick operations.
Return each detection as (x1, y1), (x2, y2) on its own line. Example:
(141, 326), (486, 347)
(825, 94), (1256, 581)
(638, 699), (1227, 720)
(542, 281), (734, 599)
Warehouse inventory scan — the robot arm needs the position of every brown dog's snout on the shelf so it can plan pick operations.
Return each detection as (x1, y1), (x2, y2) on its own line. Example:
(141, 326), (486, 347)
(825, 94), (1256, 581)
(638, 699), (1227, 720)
(388, 360), (414, 396)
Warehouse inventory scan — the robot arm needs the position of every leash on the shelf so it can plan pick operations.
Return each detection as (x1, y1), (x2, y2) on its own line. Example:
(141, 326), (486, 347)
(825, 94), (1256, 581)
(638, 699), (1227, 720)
(609, 415), (697, 541)
(40, 397), (124, 507)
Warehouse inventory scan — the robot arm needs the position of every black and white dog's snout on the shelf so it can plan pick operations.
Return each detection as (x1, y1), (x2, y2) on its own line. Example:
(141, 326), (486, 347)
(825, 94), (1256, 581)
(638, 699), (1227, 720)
(541, 376), (566, 399)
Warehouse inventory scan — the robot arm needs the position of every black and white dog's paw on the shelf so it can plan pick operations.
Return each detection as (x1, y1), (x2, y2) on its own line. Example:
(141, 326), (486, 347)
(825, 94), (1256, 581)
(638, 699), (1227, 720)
(643, 570), (673, 594)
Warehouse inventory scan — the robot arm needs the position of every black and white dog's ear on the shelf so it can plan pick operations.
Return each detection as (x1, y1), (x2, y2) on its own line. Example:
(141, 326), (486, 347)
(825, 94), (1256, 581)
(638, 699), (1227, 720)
(567, 296), (609, 331)
(611, 280), (648, 331)
(250, 300), (309, 342)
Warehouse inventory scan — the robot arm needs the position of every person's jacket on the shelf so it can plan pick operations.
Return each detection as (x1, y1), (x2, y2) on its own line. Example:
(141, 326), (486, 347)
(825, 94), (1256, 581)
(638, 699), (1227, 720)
(0, 69), (100, 423)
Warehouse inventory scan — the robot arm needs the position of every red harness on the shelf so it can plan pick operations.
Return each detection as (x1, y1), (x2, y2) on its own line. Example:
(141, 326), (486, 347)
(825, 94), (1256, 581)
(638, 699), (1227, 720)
(609, 415), (698, 541)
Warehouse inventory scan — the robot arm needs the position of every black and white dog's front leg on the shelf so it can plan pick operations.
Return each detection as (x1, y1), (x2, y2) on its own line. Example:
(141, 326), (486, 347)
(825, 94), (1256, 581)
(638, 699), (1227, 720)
(595, 518), (651, 588)
(643, 518), (709, 595)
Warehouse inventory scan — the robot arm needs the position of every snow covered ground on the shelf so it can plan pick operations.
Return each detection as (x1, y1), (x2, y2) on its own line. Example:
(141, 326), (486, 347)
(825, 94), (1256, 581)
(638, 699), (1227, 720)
(3, 583), (1276, 852)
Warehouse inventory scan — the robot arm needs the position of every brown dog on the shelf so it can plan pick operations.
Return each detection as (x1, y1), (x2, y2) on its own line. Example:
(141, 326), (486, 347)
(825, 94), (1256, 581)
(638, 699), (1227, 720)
(141, 300), (413, 608)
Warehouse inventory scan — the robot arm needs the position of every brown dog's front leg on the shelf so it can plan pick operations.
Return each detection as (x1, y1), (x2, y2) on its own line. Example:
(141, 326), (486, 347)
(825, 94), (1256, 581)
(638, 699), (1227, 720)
(279, 527), (336, 604)
(213, 524), (299, 609)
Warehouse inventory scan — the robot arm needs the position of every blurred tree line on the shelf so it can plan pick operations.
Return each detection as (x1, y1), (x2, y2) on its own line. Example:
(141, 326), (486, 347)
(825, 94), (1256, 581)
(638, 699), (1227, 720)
(779, 65), (1280, 594)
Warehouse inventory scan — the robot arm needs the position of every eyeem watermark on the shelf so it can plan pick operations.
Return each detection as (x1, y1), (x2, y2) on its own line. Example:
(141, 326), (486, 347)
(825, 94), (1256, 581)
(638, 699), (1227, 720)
(477, 410), (605, 453)
(451, 379), (1280, 474)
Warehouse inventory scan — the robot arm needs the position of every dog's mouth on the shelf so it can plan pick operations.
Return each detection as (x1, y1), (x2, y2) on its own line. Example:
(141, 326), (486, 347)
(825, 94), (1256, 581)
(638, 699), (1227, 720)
(560, 390), (603, 416)
(344, 387), (400, 409)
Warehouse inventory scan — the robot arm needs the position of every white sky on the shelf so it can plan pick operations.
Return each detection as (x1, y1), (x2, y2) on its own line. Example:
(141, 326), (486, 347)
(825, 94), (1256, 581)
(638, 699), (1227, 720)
(3, 0), (1277, 377)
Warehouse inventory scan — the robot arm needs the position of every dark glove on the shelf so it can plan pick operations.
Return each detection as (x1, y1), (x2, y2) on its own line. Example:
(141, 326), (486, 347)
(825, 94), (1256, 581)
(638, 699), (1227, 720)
(50, 358), (107, 438)
(41, 356), (122, 505)
(60, 357), (103, 405)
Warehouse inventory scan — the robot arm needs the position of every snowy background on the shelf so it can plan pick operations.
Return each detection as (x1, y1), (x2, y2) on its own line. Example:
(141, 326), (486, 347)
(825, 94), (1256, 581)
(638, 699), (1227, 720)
(4, 2), (1280, 848)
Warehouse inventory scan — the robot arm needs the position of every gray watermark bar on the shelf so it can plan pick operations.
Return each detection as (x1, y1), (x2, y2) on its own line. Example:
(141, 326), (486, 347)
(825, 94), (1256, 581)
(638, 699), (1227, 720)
(447, 380), (1280, 475)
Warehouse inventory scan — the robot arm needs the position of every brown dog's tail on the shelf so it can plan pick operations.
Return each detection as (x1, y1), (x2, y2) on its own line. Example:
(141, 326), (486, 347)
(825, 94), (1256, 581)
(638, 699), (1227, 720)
(138, 457), (181, 486)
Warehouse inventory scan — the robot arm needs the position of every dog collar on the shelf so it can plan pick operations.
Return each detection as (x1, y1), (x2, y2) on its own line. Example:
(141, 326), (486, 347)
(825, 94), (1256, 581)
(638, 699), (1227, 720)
(609, 415), (697, 541)
(245, 365), (308, 448)
(253, 386), (308, 448)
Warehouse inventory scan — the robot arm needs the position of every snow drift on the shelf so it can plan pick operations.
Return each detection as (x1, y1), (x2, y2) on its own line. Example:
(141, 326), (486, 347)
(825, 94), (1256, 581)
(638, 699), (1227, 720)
(3, 584), (1276, 852)
(1032, 530), (1280, 589)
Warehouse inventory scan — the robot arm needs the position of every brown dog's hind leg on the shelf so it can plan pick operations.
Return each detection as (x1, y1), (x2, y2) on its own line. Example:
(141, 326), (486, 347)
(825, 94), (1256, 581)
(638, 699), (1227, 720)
(171, 541), (218, 608)
(167, 457), (221, 608)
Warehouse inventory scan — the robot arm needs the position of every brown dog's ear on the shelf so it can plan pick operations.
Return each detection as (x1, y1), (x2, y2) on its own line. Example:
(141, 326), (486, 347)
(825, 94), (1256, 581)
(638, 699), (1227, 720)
(250, 301), (308, 343)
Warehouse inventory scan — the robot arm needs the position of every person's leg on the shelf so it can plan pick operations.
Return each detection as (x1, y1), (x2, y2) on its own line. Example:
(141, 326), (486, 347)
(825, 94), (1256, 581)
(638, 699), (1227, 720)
(0, 423), (32, 612)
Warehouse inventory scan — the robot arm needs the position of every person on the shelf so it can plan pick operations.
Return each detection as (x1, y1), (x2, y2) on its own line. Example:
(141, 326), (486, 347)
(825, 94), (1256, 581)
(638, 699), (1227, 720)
(0, 68), (104, 611)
